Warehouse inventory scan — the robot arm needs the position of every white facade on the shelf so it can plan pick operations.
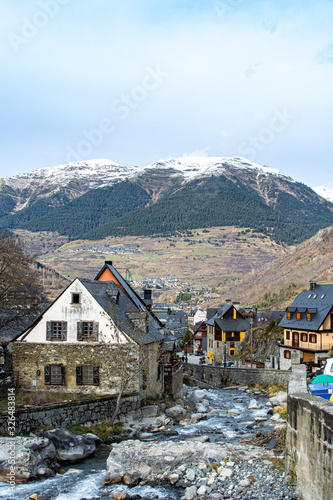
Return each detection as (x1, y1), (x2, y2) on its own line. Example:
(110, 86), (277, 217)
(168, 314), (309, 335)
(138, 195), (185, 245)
(18, 279), (129, 345)
(193, 309), (207, 324)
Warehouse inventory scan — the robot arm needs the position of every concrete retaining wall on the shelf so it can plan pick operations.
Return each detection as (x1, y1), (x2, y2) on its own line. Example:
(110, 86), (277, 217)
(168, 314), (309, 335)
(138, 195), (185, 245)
(183, 363), (291, 387)
(0, 391), (144, 436)
(285, 365), (333, 500)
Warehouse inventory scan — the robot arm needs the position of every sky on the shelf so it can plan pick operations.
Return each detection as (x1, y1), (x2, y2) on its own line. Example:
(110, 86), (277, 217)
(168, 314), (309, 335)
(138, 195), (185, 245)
(1, 0), (333, 188)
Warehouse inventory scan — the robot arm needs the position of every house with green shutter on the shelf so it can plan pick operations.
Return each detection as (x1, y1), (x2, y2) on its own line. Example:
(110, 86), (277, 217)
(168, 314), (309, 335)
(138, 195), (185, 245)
(13, 274), (165, 398)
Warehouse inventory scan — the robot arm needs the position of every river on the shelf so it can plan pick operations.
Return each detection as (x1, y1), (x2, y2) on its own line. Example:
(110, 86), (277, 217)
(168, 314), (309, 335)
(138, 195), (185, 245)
(0, 386), (281, 500)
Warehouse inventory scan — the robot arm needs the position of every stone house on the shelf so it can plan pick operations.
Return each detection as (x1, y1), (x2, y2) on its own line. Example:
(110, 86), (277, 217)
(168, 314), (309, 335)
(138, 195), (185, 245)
(191, 321), (207, 354)
(206, 304), (250, 365)
(279, 280), (333, 369)
(13, 273), (165, 399)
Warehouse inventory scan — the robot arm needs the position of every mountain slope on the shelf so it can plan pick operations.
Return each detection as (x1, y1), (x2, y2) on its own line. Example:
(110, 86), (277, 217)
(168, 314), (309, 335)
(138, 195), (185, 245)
(1, 156), (333, 245)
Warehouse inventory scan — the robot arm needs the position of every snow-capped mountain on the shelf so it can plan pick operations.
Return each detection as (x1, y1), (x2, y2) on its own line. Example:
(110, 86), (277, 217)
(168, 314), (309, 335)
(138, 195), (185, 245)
(0, 156), (291, 216)
(313, 185), (333, 203)
(1, 156), (332, 246)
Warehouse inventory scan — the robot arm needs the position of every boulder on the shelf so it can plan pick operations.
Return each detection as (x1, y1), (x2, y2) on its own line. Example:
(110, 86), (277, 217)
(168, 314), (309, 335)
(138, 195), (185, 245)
(165, 405), (188, 421)
(269, 391), (288, 406)
(196, 403), (208, 413)
(0, 436), (56, 483)
(43, 428), (95, 462)
(247, 399), (262, 410)
(190, 389), (209, 402)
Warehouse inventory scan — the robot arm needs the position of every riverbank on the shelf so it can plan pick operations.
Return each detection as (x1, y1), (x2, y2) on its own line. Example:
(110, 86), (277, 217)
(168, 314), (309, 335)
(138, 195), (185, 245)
(0, 384), (300, 499)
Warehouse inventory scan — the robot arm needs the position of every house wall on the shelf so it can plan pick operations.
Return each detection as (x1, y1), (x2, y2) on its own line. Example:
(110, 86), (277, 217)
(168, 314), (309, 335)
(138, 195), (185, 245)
(13, 342), (141, 395)
(285, 365), (333, 500)
(140, 342), (164, 399)
(20, 279), (128, 344)
(284, 328), (333, 352)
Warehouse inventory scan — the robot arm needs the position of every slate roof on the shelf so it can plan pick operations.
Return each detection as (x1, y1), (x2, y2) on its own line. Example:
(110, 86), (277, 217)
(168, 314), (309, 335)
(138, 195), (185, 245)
(80, 279), (163, 345)
(279, 283), (333, 331)
(206, 304), (250, 332)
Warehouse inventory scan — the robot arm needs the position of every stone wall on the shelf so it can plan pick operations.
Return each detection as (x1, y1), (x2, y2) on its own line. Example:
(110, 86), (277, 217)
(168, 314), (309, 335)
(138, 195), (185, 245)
(13, 342), (141, 395)
(164, 360), (183, 399)
(183, 363), (291, 387)
(0, 391), (144, 436)
(285, 365), (333, 500)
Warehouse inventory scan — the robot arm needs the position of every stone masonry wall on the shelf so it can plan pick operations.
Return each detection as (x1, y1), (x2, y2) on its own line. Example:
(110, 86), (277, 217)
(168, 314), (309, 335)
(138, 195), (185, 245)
(183, 363), (291, 387)
(164, 362), (183, 399)
(285, 365), (333, 500)
(0, 392), (144, 436)
(13, 342), (140, 395)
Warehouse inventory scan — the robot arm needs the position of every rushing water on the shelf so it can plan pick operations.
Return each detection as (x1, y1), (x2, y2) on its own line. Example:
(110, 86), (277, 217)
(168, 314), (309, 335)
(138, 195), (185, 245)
(0, 387), (270, 500)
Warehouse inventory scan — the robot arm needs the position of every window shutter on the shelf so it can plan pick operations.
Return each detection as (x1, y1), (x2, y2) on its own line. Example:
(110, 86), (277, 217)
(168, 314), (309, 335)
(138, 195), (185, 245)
(44, 365), (51, 385)
(60, 365), (65, 385)
(93, 366), (100, 386)
(77, 322), (83, 341)
(93, 322), (99, 341)
(61, 322), (67, 341)
(76, 366), (82, 385)
(46, 322), (52, 341)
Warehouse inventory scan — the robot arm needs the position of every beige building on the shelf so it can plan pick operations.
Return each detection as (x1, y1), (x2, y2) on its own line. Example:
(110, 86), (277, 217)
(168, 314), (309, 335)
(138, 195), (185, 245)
(279, 281), (333, 369)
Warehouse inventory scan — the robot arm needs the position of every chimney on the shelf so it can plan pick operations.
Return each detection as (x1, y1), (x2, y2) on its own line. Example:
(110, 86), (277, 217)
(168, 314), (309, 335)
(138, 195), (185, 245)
(143, 289), (153, 310)
(105, 260), (113, 266)
(225, 299), (231, 303)
(310, 280), (317, 291)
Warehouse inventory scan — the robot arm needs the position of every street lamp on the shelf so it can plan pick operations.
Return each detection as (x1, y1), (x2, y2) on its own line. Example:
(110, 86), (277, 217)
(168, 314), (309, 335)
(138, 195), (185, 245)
(250, 318), (253, 369)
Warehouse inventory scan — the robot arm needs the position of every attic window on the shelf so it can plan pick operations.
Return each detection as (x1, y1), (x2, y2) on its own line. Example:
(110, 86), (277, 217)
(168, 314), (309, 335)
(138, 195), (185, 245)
(287, 311), (291, 320)
(313, 294), (317, 299)
(306, 312), (311, 321)
(321, 294), (326, 299)
(308, 294), (312, 298)
(296, 311), (301, 320)
(71, 293), (81, 304)
(107, 290), (120, 304)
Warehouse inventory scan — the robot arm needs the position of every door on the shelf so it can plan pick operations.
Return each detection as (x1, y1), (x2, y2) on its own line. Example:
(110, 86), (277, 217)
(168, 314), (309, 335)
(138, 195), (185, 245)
(292, 332), (299, 347)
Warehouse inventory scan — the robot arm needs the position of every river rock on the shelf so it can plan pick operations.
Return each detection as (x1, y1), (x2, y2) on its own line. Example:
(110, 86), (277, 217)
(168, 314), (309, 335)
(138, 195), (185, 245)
(165, 405), (188, 421)
(269, 391), (288, 406)
(190, 389), (209, 402)
(0, 436), (56, 483)
(43, 428), (95, 462)
(247, 399), (262, 410)
(185, 485), (197, 499)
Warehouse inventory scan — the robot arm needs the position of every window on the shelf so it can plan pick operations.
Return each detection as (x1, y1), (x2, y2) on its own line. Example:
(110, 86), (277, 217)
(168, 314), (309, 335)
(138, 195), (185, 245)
(77, 321), (98, 341)
(215, 328), (222, 341)
(46, 321), (67, 341)
(76, 366), (99, 386)
(209, 339), (213, 348)
(284, 351), (291, 359)
(287, 311), (291, 320)
(71, 293), (81, 304)
(285, 330), (290, 340)
(296, 311), (301, 320)
(229, 348), (235, 356)
(216, 342), (219, 348)
(306, 312), (311, 322)
(309, 334), (317, 343)
(44, 365), (64, 385)
(301, 333), (308, 342)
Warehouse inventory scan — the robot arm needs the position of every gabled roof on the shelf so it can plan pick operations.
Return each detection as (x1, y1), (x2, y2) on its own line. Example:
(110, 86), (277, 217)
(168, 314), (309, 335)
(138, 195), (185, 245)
(206, 304), (235, 326)
(279, 283), (333, 331)
(18, 278), (163, 346)
(213, 317), (250, 332)
(79, 279), (163, 345)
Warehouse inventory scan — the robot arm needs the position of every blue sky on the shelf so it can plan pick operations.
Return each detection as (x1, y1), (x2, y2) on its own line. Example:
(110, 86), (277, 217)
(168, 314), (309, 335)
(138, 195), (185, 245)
(1, 0), (333, 187)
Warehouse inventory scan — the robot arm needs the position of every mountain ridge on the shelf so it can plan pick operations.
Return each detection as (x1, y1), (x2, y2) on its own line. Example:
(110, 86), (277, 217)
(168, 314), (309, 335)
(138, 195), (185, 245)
(1, 156), (333, 246)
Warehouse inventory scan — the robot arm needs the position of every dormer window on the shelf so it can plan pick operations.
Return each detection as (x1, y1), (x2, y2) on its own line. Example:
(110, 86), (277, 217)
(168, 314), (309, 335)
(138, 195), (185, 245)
(71, 293), (81, 304)
(296, 311), (301, 320)
(306, 312), (311, 321)
(287, 310), (291, 320)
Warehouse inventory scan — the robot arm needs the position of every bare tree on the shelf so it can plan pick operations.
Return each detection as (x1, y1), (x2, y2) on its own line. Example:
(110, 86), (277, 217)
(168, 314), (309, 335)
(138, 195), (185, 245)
(0, 232), (44, 368)
(101, 306), (164, 424)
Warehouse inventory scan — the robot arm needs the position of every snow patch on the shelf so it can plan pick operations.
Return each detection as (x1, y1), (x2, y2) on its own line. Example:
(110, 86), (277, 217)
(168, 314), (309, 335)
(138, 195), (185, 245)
(313, 185), (333, 203)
